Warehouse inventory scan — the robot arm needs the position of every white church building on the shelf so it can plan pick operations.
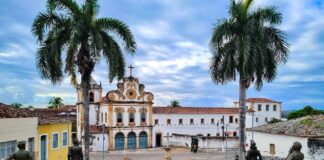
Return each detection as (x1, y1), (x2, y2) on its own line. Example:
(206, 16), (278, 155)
(76, 66), (283, 151)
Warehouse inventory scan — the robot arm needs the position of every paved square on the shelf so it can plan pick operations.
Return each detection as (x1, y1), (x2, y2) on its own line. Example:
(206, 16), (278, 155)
(90, 148), (235, 160)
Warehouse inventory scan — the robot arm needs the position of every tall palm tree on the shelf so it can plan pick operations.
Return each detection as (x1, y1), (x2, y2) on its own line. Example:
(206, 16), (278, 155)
(32, 0), (136, 159)
(209, 0), (289, 159)
(48, 97), (64, 109)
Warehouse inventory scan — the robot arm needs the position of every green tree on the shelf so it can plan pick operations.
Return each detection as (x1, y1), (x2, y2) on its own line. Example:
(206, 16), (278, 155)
(288, 106), (324, 120)
(170, 100), (180, 107)
(11, 103), (23, 108)
(209, 0), (289, 158)
(48, 97), (64, 109)
(32, 0), (136, 159)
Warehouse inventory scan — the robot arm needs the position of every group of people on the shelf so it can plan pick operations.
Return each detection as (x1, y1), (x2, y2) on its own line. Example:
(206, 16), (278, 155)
(246, 141), (304, 160)
(5, 139), (83, 160)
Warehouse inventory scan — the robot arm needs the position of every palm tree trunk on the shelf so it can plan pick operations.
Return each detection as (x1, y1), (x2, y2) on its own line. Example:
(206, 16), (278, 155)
(81, 78), (90, 160)
(239, 78), (247, 160)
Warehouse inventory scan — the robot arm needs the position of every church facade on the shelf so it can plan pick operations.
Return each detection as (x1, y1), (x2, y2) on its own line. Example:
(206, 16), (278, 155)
(76, 66), (283, 151)
(76, 67), (154, 151)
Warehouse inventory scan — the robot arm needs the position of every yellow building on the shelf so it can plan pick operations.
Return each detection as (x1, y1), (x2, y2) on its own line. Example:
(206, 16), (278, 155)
(37, 117), (72, 160)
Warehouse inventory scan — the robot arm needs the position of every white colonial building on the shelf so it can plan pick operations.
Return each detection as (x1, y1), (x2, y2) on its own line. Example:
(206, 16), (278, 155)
(234, 98), (282, 128)
(246, 115), (324, 160)
(152, 107), (240, 148)
(76, 66), (154, 151)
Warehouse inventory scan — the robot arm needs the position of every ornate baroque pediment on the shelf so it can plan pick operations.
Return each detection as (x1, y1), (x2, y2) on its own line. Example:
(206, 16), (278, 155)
(106, 77), (154, 103)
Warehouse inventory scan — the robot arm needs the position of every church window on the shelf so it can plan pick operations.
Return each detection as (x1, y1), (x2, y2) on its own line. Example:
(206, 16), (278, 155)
(141, 112), (146, 123)
(101, 113), (103, 122)
(216, 133), (220, 136)
(229, 116), (233, 123)
(89, 92), (94, 102)
(129, 112), (135, 123)
(105, 113), (107, 123)
(190, 119), (194, 125)
(265, 117), (268, 122)
(258, 104), (262, 111)
(211, 119), (215, 124)
(117, 112), (123, 123)
(201, 119), (204, 124)
(179, 119), (183, 125)
(273, 105), (277, 111)
(154, 119), (159, 125)
(207, 134), (210, 137)
(235, 118), (238, 123)
(233, 132), (237, 137)
(167, 119), (171, 125)
(266, 105), (269, 111)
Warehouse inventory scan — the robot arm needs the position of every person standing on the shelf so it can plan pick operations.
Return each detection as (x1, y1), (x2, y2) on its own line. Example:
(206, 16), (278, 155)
(5, 141), (34, 160)
(68, 140), (83, 160)
(246, 141), (262, 160)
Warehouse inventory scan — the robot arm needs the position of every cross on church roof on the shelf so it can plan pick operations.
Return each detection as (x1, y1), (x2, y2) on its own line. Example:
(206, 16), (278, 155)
(128, 65), (134, 77)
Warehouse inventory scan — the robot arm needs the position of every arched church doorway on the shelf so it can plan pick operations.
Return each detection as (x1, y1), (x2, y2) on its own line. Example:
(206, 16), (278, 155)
(139, 131), (148, 149)
(127, 132), (136, 149)
(115, 132), (124, 150)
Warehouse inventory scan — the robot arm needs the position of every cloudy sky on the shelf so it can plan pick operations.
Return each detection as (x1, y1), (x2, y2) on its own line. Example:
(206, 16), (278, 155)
(0, 0), (323, 110)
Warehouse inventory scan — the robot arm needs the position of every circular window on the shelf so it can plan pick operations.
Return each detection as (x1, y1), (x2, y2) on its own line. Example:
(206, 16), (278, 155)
(126, 89), (136, 100)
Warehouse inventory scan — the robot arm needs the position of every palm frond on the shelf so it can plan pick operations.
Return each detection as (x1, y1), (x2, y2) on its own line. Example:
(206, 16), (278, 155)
(47, 0), (81, 17)
(96, 18), (136, 53)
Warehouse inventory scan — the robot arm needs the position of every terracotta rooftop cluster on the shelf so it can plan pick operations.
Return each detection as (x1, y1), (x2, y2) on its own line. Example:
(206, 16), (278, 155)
(153, 107), (239, 114)
(0, 103), (76, 125)
(249, 115), (324, 138)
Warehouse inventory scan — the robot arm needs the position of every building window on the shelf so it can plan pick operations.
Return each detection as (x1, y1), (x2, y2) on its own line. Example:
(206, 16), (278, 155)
(154, 119), (159, 125)
(179, 119), (183, 125)
(89, 92), (94, 102)
(270, 144), (276, 155)
(258, 104), (262, 111)
(28, 138), (34, 154)
(141, 112), (146, 123)
(167, 119), (171, 125)
(190, 119), (194, 125)
(233, 132), (237, 137)
(117, 112), (123, 123)
(266, 105), (269, 111)
(216, 133), (220, 136)
(211, 118), (215, 124)
(62, 132), (68, 147)
(273, 105), (277, 111)
(129, 112), (135, 123)
(52, 133), (59, 149)
(101, 112), (103, 122)
(201, 119), (204, 125)
(0, 140), (16, 159)
(256, 117), (259, 123)
(105, 113), (107, 123)
(221, 117), (224, 123)
(207, 134), (211, 137)
(265, 117), (268, 122)
(229, 116), (233, 123)
(235, 118), (238, 123)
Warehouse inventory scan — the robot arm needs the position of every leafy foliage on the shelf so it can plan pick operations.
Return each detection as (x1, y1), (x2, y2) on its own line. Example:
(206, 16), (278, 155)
(32, 0), (136, 86)
(170, 100), (180, 107)
(288, 106), (324, 120)
(48, 97), (64, 109)
(268, 118), (282, 124)
(11, 103), (23, 108)
(209, 0), (289, 89)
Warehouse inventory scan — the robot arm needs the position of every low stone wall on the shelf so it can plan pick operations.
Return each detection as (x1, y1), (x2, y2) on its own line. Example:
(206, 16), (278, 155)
(169, 134), (239, 150)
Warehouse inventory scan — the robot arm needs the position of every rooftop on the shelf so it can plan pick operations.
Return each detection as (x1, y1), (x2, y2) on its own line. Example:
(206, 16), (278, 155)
(0, 103), (71, 125)
(249, 115), (324, 138)
(153, 107), (238, 114)
(234, 98), (281, 103)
